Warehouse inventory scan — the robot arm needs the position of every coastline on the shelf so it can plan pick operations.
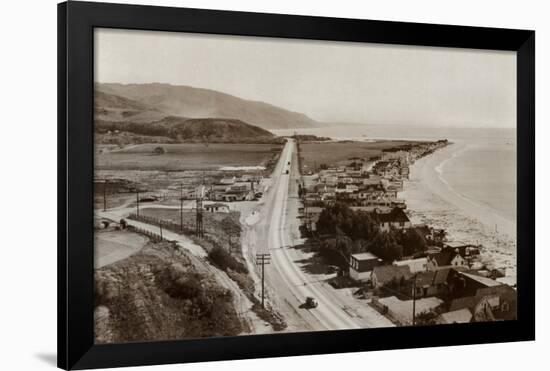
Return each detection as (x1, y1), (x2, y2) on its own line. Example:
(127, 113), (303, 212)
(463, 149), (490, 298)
(400, 142), (517, 275)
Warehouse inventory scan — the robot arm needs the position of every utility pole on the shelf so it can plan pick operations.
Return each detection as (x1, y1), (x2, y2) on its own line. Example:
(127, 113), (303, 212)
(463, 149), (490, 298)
(136, 190), (140, 217)
(180, 183), (184, 232)
(195, 185), (204, 238)
(159, 223), (163, 241)
(103, 179), (107, 212)
(256, 253), (271, 308)
(412, 273), (417, 326)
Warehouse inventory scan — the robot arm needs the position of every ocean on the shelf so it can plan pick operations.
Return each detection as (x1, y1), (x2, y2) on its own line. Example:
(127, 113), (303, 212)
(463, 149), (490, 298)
(273, 124), (517, 274)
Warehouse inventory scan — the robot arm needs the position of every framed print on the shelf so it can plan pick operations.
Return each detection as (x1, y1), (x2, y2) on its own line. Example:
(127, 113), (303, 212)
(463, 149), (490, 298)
(58, 1), (535, 369)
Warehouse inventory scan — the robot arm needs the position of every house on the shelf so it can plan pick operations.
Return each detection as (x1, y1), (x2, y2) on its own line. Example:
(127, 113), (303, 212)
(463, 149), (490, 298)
(412, 268), (452, 298)
(447, 270), (504, 299)
(304, 206), (324, 232)
(369, 207), (412, 232)
(436, 308), (472, 324)
(415, 225), (447, 245)
(357, 184), (386, 200)
(349, 252), (382, 281)
(204, 203), (230, 213)
(371, 265), (412, 288)
(426, 250), (467, 270)
(447, 284), (517, 321)
(219, 176), (236, 185)
(228, 183), (249, 193)
(220, 191), (254, 202)
(394, 257), (427, 273)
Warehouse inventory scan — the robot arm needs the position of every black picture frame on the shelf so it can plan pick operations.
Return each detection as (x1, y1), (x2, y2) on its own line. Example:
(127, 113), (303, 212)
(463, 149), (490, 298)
(58, 1), (535, 369)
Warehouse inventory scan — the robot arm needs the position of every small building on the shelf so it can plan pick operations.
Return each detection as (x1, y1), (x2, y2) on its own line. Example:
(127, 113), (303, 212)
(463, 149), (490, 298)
(204, 203), (230, 213)
(349, 252), (382, 281)
(369, 207), (412, 232)
(443, 242), (480, 258)
(371, 265), (412, 288)
(412, 268), (452, 298)
(219, 176), (236, 185)
(229, 183), (249, 193)
(426, 250), (467, 270)
(304, 206), (324, 232)
(394, 257), (428, 273)
(447, 284), (517, 321)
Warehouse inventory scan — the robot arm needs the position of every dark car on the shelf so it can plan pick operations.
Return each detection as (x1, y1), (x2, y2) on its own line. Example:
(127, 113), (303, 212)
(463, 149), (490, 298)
(304, 297), (318, 309)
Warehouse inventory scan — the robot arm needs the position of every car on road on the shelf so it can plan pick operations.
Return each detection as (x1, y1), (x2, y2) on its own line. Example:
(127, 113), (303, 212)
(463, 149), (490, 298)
(303, 296), (318, 309)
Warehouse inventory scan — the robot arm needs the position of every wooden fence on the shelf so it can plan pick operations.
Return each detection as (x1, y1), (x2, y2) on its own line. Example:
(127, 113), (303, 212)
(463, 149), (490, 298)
(127, 225), (169, 243)
(128, 213), (195, 236)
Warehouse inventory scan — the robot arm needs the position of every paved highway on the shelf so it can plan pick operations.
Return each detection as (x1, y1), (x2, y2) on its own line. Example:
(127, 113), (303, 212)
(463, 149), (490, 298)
(252, 138), (393, 331)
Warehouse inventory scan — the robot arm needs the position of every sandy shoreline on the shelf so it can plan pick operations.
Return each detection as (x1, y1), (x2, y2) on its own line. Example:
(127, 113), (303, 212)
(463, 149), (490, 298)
(400, 142), (517, 276)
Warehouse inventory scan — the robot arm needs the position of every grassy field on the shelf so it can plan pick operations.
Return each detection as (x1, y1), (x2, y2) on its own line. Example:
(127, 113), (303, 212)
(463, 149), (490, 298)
(299, 140), (420, 170)
(95, 143), (282, 171)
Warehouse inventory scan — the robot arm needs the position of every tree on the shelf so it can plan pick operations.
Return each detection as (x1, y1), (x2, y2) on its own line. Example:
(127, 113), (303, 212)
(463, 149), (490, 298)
(395, 228), (427, 256)
(369, 231), (403, 262)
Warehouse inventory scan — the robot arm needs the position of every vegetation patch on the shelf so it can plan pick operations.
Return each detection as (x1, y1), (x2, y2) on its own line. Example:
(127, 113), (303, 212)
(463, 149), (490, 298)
(312, 203), (427, 268)
(94, 241), (247, 343)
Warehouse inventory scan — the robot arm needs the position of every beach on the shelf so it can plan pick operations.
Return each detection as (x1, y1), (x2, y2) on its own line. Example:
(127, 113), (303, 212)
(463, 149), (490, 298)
(280, 124), (517, 276)
(400, 141), (517, 275)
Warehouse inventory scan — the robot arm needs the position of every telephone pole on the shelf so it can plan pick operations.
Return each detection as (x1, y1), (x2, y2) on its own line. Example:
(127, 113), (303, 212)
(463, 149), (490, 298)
(195, 186), (204, 238)
(103, 179), (107, 212)
(180, 183), (184, 232)
(412, 273), (417, 326)
(136, 190), (140, 217)
(256, 253), (271, 308)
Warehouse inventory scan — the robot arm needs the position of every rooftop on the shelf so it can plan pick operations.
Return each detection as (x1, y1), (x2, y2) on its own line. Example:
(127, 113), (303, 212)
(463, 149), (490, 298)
(461, 272), (502, 287)
(373, 265), (412, 284)
(370, 207), (411, 224)
(351, 252), (379, 261)
(438, 309), (472, 324)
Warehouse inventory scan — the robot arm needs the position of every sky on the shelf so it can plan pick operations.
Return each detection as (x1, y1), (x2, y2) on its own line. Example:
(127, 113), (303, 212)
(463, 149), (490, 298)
(95, 28), (516, 128)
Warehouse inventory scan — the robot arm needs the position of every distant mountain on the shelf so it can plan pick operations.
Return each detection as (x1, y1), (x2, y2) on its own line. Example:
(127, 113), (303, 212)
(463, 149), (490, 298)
(95, 89), (283, 144)
(95, 90), (166, 124)
(96, 83), (319, 130)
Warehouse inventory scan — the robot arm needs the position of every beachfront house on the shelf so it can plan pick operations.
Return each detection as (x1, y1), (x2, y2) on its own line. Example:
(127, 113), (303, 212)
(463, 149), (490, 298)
(369, 207), (412, 232)
(426, 250), (467, 270)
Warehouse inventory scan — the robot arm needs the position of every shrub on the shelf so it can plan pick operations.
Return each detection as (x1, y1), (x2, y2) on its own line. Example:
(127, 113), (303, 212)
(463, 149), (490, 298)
(208, 246), (248, 274)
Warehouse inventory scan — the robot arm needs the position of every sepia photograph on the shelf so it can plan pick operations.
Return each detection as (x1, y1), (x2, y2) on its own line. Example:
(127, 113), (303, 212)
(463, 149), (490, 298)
(93, 28), (517, 344)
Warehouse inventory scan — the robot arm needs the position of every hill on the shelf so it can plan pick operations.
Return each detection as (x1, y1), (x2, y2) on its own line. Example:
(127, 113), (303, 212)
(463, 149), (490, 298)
(96, 83), (318, 130)
(95, 90), (166, 124)
(96, 115), (282, 144)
